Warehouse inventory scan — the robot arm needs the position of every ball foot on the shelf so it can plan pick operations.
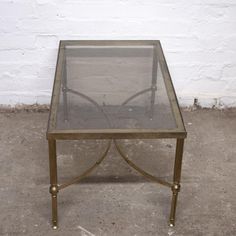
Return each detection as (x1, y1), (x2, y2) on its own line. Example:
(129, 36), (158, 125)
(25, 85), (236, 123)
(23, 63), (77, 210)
(52, 224), (58, 230)
(169, 219), (175, 227)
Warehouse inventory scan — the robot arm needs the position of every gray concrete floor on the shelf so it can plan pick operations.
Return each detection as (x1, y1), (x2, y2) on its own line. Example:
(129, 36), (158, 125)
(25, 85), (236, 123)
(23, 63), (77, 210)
(0, 109), (235, 236)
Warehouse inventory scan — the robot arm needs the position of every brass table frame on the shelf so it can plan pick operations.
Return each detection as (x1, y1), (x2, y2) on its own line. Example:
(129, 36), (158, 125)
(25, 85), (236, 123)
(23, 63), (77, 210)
(46, 40), (187, 229)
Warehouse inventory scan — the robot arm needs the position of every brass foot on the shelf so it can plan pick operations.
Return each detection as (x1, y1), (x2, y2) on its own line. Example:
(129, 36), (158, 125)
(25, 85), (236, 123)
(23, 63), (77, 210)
(169, 219), (175, 227)
(49, 185), (58, 230)
(52, 219), (58, 230)
(52, 225), (58, 230)
(169, 183), (180, 227)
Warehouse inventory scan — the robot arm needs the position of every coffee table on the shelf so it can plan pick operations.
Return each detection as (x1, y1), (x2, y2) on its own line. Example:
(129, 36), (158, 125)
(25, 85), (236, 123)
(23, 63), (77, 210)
(46, 40), (187, 229)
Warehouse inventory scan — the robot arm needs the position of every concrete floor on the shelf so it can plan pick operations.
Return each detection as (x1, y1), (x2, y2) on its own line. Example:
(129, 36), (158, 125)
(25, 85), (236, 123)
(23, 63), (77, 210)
(0, 109), (235, 236)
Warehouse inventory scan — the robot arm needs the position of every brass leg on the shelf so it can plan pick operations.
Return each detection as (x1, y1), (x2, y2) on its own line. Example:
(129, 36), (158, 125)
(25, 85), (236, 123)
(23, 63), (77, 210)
(169, 139), (184, 227)
(48, 139), (58, 229)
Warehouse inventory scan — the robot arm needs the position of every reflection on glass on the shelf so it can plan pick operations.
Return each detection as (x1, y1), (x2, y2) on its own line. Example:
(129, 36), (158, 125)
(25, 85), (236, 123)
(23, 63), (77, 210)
(56, 46), (176, 130)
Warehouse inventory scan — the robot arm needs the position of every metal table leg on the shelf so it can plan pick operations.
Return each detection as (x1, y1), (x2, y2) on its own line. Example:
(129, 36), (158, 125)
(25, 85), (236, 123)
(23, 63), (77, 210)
(169, 138), (184, 227)
(48, 139), (58, 229)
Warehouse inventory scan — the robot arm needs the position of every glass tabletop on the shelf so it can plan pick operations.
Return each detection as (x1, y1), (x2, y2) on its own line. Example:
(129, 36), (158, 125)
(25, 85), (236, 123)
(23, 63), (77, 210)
(56, 45), (176, 129)
(48, 41), (186, 138)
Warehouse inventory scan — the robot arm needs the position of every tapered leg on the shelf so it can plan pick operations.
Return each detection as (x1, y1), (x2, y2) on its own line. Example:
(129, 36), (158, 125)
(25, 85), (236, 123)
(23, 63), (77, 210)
(48, 139), (58, 229)
(169, 138), (184, 227)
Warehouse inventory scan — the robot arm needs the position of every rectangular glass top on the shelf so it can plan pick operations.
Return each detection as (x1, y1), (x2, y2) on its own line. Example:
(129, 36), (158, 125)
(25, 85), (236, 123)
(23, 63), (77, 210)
(48, 41), (186, 137)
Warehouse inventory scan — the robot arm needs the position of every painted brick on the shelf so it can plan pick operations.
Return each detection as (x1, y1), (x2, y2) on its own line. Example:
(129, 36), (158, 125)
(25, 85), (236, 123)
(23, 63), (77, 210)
(0, 0), (235, 107)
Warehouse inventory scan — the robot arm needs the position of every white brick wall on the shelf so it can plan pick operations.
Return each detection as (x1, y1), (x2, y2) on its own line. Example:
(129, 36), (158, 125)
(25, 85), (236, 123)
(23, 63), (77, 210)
(0, 0), (236, 107)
